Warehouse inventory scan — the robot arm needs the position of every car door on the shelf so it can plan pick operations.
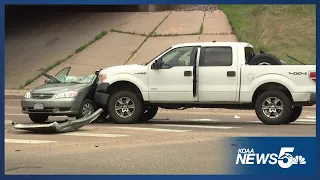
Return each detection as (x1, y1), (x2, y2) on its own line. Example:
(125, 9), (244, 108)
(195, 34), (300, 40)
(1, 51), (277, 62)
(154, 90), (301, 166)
(147, 46), (198, 102)
(197, 45), (239, 102)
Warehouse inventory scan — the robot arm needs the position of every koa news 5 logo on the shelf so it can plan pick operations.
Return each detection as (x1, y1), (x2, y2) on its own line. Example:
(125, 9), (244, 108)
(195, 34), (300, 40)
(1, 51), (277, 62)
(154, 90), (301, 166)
(235, 147), (306, 168)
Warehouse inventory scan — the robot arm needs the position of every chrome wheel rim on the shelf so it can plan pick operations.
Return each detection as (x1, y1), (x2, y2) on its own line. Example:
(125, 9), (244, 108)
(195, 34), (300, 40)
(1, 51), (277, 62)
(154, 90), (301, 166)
(82, 103), (94, 117)
(262, 97), (283, 118)
(115, 97), (135, 118)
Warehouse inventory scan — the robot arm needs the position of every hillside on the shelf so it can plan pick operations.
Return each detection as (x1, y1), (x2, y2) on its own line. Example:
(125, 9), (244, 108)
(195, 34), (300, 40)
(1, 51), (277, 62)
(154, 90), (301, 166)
(219, 5), (316, 65)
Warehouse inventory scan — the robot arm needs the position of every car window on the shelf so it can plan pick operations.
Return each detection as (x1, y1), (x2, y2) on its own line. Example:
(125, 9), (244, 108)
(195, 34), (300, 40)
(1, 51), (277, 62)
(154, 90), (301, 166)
(161, 47), (194, 67)
(200, 47), (233, 66)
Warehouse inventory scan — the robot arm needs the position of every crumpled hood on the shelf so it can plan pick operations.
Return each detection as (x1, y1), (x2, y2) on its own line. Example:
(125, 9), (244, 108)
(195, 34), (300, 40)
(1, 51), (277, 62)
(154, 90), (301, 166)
(31, 83), (88, 94)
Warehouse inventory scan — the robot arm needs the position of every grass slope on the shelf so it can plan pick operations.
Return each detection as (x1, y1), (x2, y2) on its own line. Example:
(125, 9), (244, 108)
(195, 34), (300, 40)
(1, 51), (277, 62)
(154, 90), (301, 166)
(220, 5), (316, 65)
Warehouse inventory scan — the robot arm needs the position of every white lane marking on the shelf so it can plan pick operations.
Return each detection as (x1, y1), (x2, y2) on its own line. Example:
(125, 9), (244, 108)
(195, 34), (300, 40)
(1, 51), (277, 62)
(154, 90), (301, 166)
(296, 119), (316, 122)
(293, 122), (316, 125)
(306, 116), (316, 119)
(5, 105), (21, 109)
(154, 124), (241, 129)
(61, 132), (130, 138)
(185, 119), (219, 122)
(111, 126), (191, 132)
(5, 113), (27, 116)
(5, 139), (57, 144)
(246, 119), (316, 124)
(5, 120), (13, 124)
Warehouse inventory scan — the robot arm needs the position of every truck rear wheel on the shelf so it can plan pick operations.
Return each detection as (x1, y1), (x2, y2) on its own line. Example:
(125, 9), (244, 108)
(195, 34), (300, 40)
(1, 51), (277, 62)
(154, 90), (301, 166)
(282, 106), (303, 124)
(254, 90), (292, 125)
(107, 90), (143, 124)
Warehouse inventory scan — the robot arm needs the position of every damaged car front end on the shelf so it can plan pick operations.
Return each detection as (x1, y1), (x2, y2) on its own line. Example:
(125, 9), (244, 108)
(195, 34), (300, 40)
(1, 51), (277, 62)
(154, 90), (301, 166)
(21, 67), (100, 123)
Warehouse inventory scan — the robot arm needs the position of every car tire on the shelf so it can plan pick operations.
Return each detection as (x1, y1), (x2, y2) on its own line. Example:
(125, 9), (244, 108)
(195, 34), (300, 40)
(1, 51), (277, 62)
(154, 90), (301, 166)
(282, 106), (303, 124)
(249, 53), (282, 65)
(254, 90), (292, 125)
(29, 114), (49, 123)
(76, 99), (98, 119)
(107, 90), (143, 124)
(140, 105), (159, 122)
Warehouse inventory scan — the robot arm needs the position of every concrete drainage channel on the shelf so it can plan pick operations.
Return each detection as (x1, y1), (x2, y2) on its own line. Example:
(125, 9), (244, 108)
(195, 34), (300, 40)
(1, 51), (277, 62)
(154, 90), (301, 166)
(5, 4), (223, 91)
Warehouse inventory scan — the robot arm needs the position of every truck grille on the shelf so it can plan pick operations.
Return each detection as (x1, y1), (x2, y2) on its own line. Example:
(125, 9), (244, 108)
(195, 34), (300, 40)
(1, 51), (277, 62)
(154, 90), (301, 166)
(31, 93), (54, 99)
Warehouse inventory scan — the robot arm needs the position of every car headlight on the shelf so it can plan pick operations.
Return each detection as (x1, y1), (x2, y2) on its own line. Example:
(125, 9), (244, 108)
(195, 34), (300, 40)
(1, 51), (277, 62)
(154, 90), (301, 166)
(24, 91), (31, 98)
(54, 91), (78, 99)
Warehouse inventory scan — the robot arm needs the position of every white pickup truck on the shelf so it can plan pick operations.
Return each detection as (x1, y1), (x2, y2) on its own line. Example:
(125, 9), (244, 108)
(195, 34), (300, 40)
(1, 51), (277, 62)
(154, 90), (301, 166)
(94, 42), (316, 125)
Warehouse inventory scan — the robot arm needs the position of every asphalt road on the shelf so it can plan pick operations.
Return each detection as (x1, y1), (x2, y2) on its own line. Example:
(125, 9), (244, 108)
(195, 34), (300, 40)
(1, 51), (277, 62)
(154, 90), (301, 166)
(4, 99), (316, 174)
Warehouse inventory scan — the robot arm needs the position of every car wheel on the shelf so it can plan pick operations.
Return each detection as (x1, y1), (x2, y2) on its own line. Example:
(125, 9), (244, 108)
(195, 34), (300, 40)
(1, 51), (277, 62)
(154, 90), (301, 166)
(107, 90), (143, 124)
(140, 105), (159, 122)
(29, 114), (49, 123)
(254, 90), (292, 125)
(282, 106), (303, 124)
(76, 99), (97, 119)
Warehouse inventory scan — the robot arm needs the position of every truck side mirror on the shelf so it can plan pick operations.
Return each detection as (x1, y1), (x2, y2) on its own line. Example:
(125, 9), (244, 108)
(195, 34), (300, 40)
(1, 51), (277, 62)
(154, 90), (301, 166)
(151, 60), (161, 69)
(95, 69), (101, 76)
(44, 79), (48, 84)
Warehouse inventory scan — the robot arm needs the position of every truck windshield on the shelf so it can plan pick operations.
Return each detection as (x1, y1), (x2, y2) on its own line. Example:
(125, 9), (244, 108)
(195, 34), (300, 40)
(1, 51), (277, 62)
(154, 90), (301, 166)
(143, 47), (172, 65)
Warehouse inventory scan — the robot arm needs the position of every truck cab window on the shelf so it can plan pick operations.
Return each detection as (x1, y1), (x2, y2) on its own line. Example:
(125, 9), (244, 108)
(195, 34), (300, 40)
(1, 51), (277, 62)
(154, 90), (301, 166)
(245, 47), (255, 64)
(161, 47), (194, 67)
(200, 47), (233, 66)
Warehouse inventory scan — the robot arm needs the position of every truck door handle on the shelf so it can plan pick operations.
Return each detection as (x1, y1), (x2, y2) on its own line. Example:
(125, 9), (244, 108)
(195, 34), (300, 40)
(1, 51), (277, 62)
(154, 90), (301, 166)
(184, 71), (192, 76)
(227, 71), (236, 77)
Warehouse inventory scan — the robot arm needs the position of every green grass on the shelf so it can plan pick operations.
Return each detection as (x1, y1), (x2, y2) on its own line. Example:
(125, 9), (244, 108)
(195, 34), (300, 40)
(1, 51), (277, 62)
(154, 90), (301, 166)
(219, 5), (316, 65)
(110, 29), (148, 37)
(21, 31), (108, 88)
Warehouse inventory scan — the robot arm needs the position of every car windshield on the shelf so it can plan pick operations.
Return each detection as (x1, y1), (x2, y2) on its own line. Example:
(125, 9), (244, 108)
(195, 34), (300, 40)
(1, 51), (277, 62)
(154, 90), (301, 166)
(48, 74), (96, 84)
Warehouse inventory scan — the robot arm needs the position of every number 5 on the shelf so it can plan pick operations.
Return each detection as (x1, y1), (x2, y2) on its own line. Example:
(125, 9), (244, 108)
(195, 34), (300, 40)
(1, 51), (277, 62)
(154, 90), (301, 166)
(278, 147), (294, 168)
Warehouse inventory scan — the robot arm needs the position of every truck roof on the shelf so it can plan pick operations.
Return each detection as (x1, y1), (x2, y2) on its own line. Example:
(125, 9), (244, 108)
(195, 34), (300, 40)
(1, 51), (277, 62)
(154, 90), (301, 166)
(172, 42), (252, 48)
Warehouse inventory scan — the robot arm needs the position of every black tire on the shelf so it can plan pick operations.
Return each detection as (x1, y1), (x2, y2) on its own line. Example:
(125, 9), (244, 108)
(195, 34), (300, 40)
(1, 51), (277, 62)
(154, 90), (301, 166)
(76, 99), (98, 119)
(254, 90), (293, 125)
(107, 90), (143, 124)
(140, 105), (159, 122)
(282, 106), (303, 124)
(249, 53), (282, 65)
(29, 114), (49, 123)
(98, 108), (109, 120)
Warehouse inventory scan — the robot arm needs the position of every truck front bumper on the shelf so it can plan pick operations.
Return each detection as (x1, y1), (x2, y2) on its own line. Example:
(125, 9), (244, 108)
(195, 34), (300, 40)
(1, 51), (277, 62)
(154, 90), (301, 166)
(94, 82), (110, 107)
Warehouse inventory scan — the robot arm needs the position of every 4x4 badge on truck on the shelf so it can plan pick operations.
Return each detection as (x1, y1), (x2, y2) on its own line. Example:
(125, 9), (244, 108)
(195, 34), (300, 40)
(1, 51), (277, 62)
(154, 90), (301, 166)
(289, 72), (307, 75)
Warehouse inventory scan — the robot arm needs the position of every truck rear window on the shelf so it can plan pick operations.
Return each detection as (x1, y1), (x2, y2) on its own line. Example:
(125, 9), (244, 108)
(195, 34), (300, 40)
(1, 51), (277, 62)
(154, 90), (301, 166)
(200, 47), (232, 66)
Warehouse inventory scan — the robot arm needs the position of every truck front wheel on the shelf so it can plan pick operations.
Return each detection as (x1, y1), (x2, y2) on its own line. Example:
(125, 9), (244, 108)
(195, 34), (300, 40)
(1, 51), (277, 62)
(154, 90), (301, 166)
(254, 90), (293, 125)
(140, 105), (159, 122)
(107, 90), (143, 124)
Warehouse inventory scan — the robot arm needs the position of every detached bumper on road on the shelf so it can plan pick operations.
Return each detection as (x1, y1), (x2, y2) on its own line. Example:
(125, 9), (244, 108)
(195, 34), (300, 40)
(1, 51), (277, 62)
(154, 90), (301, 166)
(21, 97), (82, 115)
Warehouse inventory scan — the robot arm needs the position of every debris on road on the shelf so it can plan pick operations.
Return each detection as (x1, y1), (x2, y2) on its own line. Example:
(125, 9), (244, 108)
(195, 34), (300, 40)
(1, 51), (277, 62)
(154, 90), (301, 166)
(234, 115), (240, 119)
(12, 108), (103, 133)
